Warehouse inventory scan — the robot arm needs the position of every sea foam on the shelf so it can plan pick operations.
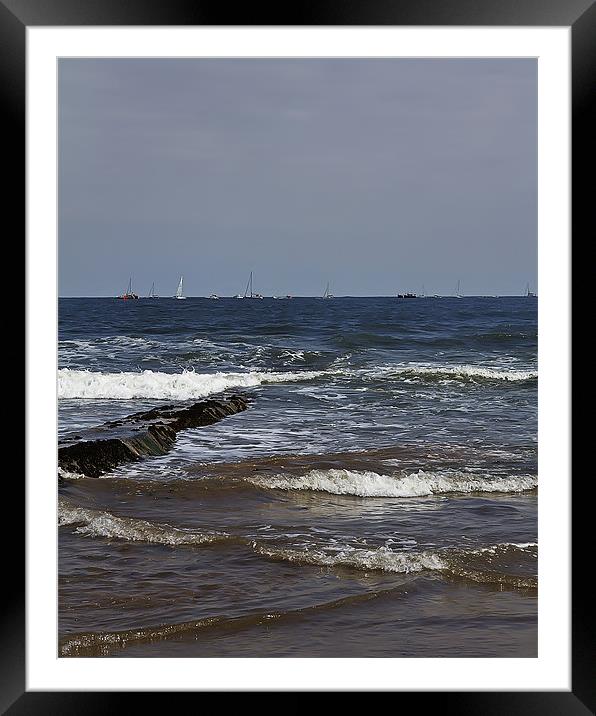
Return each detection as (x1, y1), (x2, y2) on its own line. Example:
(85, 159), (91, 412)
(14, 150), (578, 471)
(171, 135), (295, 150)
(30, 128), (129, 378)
(247, 469), (537, 497)
(253, 541), (537, 588)
(355, 364), (537, 383)
(58, 502), (230, 546)
(58, 368), (325, 400)
(253, 543), (447, 573)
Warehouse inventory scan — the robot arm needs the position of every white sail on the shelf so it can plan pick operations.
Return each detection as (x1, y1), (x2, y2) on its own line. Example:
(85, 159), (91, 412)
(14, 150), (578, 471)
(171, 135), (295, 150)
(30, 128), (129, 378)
(244, 271), (252, 298)
(175, 276), (186, 299)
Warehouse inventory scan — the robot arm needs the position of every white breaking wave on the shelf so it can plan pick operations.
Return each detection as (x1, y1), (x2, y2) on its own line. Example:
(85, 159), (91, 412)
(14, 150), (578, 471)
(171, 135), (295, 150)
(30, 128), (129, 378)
(58, 467), (85, 480)
(58, 502), (230, 546)
(253, 543), (447, 574)
(248, 469), (537, 497)
(58, 362), (536, 400)
(58, 368), (326, 400)
(355, 364), (537, 383)
(253, 542), (538, 586)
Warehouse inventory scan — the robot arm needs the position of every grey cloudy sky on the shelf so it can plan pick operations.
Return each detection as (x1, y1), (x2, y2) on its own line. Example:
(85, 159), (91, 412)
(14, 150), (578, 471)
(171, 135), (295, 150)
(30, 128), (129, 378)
(59, 58), (537, 297)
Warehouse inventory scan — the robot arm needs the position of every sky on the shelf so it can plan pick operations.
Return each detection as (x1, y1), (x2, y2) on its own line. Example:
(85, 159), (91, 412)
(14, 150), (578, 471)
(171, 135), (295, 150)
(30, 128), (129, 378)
(59, 58), (537, 297)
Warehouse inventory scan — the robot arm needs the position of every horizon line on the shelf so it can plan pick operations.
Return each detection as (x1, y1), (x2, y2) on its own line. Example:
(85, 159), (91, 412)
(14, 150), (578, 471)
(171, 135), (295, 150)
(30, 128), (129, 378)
(58, 294), (536, 299)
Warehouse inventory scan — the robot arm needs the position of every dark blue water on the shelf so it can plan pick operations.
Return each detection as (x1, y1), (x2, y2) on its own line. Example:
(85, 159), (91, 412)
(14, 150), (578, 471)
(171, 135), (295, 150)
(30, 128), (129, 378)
(58, 296), (537, 657)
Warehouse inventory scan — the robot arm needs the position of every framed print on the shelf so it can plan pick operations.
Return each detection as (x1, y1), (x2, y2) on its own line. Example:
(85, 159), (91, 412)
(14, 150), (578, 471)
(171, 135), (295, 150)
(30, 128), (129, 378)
(8, 0), (589, 709)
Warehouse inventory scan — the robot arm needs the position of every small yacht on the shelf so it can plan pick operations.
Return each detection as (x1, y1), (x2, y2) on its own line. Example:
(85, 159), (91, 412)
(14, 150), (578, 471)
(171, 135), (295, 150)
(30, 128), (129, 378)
(174, 276), (186, 300)
(117, 277), (139, 300)
(322, 282), (334, 299)
(209, 293), (219, 300)
(525, 283), (537, 298)
(243, 271), (264, 299)
(147, 282), (159, 299)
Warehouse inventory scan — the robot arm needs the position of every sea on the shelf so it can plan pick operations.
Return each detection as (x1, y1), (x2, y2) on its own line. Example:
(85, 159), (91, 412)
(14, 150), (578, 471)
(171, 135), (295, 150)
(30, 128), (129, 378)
(58, 295), (537, 657)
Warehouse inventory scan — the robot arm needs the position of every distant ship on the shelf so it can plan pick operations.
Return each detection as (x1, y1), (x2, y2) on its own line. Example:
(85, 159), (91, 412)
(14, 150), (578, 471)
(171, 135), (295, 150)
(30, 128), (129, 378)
(147, 282), (159, 299)
(525, 283), (537, 298)
(397, 292), (417, 299)
(209, 293), (219, 300)
(117, 277), (139, 300)
(243, 271), (264, 299)
(174, 276), (186, 300)
(454, 280), (463, 299)
(322, 282), (334, 299)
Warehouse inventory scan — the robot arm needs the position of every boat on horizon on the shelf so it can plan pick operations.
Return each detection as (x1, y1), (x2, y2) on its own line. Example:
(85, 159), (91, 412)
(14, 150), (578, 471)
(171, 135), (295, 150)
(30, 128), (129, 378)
(209, 293), (219, 300)
(243, 271), (264, 299)
(322, 282), (333, 299)
(117, 277), (139, 300)
(147, 282), (159, 299)
(174, 276), (186, 300)
(525, 283), (537, 298)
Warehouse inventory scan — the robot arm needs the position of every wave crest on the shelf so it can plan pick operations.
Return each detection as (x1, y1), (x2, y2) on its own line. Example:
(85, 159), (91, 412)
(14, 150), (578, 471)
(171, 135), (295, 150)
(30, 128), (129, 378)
(254, 543), (446, 573)
(254, 542), (537, 588)
(59, 502), (536, 589)
(58, 368), (325, 400)
(357, 364), (537, 383)
(59, 502), (231, 546)
(248, 469), (537, 498)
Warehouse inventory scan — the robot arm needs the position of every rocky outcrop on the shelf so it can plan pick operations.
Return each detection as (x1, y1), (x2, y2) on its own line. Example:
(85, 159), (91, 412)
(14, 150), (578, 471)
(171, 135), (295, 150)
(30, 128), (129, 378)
(58, 395), (249, 478)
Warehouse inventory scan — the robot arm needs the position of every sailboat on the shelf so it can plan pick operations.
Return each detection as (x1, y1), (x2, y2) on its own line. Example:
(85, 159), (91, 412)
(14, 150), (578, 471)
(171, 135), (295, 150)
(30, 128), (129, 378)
(322, 282), (334, 299)
(117, 277), (139, 300)
(243, 271), (264, 299)
(147, 282), (159, 299)
(174, 276), (186, 300)
(525, 283), (537, 298)
(454, 280), (463, 299)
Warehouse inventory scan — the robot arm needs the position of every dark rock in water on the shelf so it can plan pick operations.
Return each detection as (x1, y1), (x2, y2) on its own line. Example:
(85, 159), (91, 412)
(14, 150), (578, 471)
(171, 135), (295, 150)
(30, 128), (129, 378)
(58, 395), (249, 478)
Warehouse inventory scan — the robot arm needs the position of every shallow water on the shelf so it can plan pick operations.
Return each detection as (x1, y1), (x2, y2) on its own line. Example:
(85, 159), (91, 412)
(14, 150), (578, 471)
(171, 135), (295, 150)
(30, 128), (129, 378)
(58, 296), (537, 657)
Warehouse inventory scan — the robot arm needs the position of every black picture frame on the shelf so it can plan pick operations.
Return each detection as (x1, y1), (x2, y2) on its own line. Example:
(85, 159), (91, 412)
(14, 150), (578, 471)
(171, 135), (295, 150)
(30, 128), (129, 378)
(8, 0), (587, 709)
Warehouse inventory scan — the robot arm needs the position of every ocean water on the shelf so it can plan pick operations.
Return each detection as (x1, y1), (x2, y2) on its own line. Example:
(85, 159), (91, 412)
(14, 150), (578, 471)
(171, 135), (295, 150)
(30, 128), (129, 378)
(58, 296), (537, 657)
